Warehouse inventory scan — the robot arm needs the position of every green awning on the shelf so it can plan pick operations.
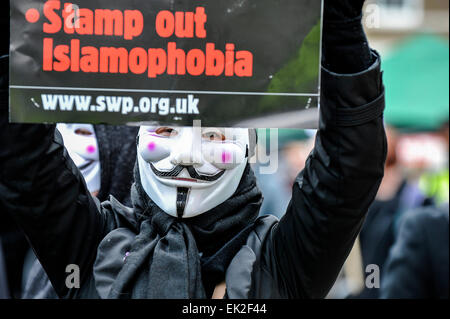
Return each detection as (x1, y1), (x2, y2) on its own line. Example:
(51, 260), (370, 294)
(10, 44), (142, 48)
(382, 35), (449, 131)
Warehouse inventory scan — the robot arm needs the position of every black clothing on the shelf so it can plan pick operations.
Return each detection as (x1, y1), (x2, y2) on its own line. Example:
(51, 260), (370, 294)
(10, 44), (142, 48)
(1, 53), (386, 298)
(19, 124), (138, 298)
(99, 164), (262, 299)
(1, 2), (387, 298)
(0, 2), (8, 57)
(0, 52), (137, 297)
(324, 0), (366, 21)
(0, 55), (29, 298)
(0, 238), (10, 299)
(95, 125), (139, 206)
(356, 181), (428, 298)
(381, 205), (449, 299)
(323, 0), (373, 74)
(0, 214), (29, 298)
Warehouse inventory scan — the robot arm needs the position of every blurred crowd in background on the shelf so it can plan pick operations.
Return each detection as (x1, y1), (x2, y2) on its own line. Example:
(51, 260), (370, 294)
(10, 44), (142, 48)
(1, 0), (448, 299)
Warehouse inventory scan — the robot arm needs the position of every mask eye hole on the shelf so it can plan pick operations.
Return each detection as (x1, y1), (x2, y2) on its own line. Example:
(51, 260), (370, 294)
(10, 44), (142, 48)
(75, 128), (93, 136)
(155, 127), (178, 137)
(202, 130), (226, 142)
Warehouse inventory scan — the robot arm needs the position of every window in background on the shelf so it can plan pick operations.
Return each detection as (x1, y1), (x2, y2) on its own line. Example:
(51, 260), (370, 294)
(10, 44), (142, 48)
(367, 0), (424, 30)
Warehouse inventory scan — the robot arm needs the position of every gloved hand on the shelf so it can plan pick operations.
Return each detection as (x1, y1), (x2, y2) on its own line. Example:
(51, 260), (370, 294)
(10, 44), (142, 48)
(322, 0), (374, 74)
(324, 0), (366, 21)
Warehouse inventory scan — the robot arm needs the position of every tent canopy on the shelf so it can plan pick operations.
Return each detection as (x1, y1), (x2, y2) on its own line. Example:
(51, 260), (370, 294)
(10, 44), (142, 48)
(382, 35), (449, 131)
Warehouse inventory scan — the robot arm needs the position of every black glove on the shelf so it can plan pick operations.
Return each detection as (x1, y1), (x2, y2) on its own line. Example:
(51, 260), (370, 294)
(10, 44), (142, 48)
(324, 0), (365, 21)
(322, 0), (374, 74)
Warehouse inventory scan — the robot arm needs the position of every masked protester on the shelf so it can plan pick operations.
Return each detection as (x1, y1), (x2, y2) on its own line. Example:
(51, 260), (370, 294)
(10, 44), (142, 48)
(56, 124), (102, 196)
(19, 123), (139, 299)
(55, 123), (139, 205)
(381, 204), (449, 299)
(0, 0), (387, 299)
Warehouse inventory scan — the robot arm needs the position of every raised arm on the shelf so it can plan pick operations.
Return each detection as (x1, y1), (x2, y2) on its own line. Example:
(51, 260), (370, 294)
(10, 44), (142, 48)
(263, 0), (387, 298)
(0, 57), (109, 298)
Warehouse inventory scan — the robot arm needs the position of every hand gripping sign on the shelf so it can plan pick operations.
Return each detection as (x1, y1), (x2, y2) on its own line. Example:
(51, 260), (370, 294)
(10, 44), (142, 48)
(9, 0), (323, 128)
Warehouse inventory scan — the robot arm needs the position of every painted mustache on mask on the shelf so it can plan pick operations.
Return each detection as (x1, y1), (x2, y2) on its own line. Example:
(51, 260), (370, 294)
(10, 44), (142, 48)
(78, 160), (95, 171)
(149, 164), (225, 182)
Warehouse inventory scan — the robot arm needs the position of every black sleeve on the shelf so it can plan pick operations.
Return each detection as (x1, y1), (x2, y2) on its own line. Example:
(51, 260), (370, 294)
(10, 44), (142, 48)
(0, 57), (109, 297)
(262, 53), (387, 298)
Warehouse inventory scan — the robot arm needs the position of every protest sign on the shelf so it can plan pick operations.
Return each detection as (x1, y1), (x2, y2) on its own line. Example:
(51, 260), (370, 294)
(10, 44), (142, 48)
(9, 0), (323, 127)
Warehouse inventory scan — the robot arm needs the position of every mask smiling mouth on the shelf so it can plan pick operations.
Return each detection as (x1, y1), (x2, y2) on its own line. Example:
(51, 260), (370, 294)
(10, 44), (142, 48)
(78, 159), (95, 172)
(149, 164), (225, 183)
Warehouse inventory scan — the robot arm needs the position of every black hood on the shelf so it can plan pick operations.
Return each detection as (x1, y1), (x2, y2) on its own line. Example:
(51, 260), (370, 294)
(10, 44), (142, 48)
(94, 125), (139, 206)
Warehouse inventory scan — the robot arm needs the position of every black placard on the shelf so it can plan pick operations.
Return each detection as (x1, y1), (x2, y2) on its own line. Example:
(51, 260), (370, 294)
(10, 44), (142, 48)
(9, 0), (322, 127)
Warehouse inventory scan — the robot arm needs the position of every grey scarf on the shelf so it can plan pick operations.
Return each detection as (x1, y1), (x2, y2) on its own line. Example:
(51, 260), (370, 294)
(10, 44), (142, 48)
(106, 164), (262, 299)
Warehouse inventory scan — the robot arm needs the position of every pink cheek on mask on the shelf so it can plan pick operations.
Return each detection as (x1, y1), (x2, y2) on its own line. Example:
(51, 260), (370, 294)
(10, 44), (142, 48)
(86, 145), (96, 154)
(221, 151), (232, 164)
(148, 142), (156, 152)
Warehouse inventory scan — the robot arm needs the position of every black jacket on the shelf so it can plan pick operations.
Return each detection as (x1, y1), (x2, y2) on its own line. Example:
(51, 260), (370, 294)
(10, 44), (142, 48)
(0, 118), (138, 298)
(356, 181), (429, 299)
(18, 124), (139, 299)
(381, 205), (449, 299)
(0, 238), (10, 299)
(0, 51), (386, 298)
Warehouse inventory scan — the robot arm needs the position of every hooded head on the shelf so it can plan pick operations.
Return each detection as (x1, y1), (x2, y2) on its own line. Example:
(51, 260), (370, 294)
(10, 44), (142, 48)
(137, 125), (256, 218)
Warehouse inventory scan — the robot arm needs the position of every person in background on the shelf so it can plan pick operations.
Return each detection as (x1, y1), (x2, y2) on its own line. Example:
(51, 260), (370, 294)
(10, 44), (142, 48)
(381, 122), (449, 299)
(351, 125), (431, 299)
(19, 123), (139, 299)
(55, 124), (139, 206)
(254, 129), (315, 219)
(381, 204), (449, 299)
(419, 121), (449, 205)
